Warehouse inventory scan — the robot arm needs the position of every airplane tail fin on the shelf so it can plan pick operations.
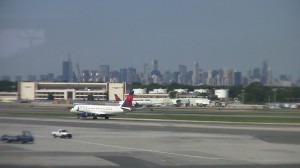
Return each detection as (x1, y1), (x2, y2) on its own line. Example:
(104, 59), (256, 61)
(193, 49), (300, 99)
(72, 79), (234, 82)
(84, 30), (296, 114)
(114, 94), (122, 103)
(121, 90), (134, 108)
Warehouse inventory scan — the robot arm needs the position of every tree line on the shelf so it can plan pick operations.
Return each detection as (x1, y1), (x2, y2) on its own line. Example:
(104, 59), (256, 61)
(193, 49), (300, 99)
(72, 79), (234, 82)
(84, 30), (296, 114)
(131, 82), (300, 104)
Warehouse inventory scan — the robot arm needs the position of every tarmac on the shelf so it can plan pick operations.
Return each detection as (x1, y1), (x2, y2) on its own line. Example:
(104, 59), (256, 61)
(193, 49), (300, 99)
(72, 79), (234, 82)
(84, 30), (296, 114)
(1, 115), (300, 168)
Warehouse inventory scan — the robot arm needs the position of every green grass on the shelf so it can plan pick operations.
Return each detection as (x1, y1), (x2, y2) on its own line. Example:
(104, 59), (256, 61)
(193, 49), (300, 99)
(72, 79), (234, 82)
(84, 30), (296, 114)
(117, 114), (300, 123)
(0, 111), (73, 117)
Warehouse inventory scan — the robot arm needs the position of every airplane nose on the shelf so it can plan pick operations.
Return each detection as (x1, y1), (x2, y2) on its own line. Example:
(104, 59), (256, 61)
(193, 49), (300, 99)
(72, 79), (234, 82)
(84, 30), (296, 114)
(70, 105), (79, 112)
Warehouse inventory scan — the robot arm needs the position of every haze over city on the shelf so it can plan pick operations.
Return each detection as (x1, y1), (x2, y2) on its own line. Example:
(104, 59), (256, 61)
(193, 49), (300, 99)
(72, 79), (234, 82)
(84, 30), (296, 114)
(0, 0), (299, 81)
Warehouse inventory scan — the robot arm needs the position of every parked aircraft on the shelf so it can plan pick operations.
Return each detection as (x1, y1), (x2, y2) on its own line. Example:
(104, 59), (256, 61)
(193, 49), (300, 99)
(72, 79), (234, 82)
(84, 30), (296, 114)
(70, 90), (134, 119)
(114, 94), (153, 107)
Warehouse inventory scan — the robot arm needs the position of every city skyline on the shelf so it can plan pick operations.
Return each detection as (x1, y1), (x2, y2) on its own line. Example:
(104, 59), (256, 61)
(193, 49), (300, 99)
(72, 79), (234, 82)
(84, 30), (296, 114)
(1, 0), (299, 81)
(1, 57), (297, 87)
(0, 56), (295, 81)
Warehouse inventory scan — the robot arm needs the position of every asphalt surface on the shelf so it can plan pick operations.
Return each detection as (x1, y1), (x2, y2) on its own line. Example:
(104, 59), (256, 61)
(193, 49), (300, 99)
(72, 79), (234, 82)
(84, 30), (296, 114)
(1, 106), (300, 167)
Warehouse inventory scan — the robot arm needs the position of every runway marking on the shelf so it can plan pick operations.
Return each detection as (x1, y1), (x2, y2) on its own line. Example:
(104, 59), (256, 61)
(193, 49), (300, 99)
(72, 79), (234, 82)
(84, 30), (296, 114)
(68, 139), (284, 163)
(1, 116), (300, 132)
(69, 139), (228, 161)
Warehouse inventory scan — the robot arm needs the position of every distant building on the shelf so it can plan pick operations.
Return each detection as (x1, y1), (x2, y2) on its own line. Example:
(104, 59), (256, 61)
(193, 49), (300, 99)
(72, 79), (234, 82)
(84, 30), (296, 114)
(143, 60), (159, 84)
(253, 68), (261, 80)
(119, 69), (128, 83)
(192, 62), (199, 86)
(82, 70), (90, 82)
(234, 71), (242, 85)
(215, 89), (229, 99)
(175, 89), (188, 94)
(40, 75), (48, 82)
(162, 70), (172, 84)
(278, 80), (292, 87)
(99, 65), (109, 82)
(62, 55), (73, 82)
(178, 64), (187, 84)
(0, 92), (18, 102)
(267, 68), (273, 86)
(223, 68), (235, 86)
(128, 67), (139, 83)
(18, 82), (126, 101)
(47, 73), (55, 81)
(89, 70), (98, 82)
(27, 75), (37, 82)
(261, 60), (267, 83)
(133, 88), (147, 94)
(15, 75), (23, 82)
(109, 71), (120, 83)
(149, 88), (167, 94)
(172, 71), (180, 83)
(152, 60), (158, 72)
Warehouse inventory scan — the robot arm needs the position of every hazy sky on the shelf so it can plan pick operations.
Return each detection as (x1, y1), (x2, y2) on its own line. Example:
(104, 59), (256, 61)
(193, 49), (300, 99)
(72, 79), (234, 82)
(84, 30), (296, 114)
(0, 0), (299, 80)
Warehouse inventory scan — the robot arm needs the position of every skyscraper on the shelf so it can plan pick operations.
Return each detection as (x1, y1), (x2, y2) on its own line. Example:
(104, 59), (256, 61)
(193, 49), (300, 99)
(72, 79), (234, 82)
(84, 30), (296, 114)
(127, 67), (138, 83)
(82, 70), (90, 82)
(253, 68), (261, 80)
(119, 69), (128, 83)
(261, 60), (268, 85)
(62, 55), (73, 82)
(234, 71), (242, 85)
(178, 64), (187, 84)
(98, 65), (110, 82)
(152, 60), (158, 72)
(192, 62), (199, 86)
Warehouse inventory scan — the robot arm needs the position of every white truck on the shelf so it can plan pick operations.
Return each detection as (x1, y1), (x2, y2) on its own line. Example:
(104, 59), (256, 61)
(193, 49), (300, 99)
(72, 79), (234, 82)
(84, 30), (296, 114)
(195, 98), (210, 107)
(51, 129), (72, 139)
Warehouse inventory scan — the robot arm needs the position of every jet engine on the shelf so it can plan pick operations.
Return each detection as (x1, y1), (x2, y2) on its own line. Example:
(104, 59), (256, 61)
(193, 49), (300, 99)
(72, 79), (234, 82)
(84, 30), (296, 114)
(80, 112), (91, 117)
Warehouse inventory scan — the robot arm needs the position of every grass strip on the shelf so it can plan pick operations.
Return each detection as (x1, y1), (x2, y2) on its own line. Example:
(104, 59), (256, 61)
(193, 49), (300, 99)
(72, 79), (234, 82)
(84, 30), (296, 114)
(1, 111), (300, 123)
(117, 114), (300, 123)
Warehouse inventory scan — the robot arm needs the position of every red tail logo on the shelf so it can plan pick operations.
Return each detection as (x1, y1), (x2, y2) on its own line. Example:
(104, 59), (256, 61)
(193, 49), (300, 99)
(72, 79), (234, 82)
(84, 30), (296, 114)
(114, 94), (122, 102)
(121, 90), (134, 108)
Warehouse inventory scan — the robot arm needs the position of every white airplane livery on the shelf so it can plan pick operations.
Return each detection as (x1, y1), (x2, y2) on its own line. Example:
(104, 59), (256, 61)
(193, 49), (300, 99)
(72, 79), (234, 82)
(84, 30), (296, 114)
(114, 93), (153, 107)
(70, 90), (134, 119)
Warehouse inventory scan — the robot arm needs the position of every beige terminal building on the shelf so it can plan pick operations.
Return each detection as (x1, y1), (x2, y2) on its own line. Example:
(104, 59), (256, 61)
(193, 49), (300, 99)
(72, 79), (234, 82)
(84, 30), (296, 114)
(18, 82), (126, 101)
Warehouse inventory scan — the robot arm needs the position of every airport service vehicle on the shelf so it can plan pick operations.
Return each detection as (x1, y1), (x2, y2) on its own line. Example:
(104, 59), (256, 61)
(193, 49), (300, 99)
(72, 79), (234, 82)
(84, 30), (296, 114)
(195, 98), (211, 107)
(52, 129), (72, 139)
(1, 131), (34, 143)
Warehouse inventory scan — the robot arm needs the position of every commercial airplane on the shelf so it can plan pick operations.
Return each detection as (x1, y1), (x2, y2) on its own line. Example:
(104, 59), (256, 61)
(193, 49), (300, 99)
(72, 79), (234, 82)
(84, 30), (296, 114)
(114, 94), (153, 107)
(70, 90), (134, 120)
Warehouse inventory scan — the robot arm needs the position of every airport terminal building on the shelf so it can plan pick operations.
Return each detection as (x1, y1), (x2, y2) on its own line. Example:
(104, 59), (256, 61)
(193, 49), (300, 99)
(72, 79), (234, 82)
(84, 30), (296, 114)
(18, 82), (126, 101)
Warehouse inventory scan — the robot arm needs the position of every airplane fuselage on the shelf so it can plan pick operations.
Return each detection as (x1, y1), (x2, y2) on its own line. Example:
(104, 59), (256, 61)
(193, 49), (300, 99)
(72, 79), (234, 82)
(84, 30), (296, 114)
(118, 100), (153, 107)
(70, 104), (127, 116)
(70, 90), (134, 119)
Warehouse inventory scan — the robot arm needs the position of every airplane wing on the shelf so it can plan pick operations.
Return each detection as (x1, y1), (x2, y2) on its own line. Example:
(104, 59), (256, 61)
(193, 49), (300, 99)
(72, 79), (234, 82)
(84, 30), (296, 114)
(121, 107), (132, 112)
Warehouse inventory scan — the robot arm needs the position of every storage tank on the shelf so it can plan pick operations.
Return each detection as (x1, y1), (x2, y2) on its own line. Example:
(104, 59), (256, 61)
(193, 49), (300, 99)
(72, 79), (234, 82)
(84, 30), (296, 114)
(133, 88), (147, 94)
(215, 89), (229, 99)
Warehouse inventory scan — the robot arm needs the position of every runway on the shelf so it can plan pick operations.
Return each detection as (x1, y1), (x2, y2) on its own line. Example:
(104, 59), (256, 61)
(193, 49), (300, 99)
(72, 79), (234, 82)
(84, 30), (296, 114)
(1, 116), (300, 168)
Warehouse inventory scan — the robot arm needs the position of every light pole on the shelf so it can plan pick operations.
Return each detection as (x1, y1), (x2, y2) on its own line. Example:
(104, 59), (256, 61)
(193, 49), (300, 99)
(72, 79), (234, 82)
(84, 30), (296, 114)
(273, 88), (277, 104)
(242, 89), (245, 104)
